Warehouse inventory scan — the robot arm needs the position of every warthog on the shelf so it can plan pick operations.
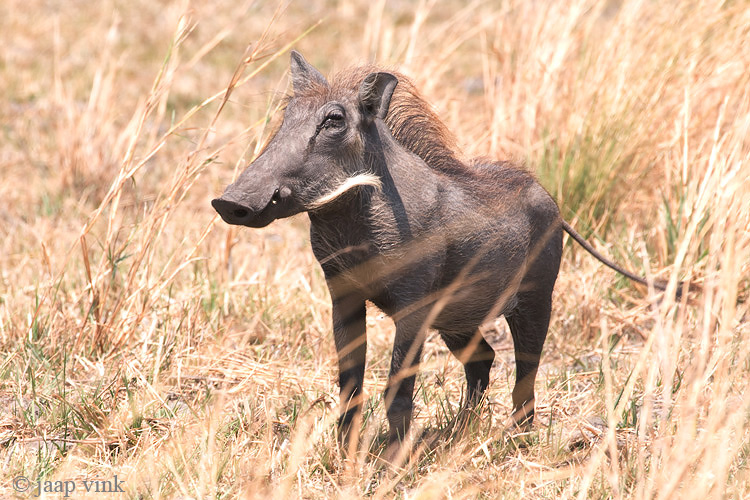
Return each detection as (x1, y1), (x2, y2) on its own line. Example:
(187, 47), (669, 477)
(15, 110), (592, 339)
(212, 51), (664, 453)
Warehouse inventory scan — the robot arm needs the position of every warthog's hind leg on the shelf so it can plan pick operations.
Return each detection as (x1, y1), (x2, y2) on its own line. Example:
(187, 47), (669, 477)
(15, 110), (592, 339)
(506, 289), (553, 428)
(439, 330), (496, 407)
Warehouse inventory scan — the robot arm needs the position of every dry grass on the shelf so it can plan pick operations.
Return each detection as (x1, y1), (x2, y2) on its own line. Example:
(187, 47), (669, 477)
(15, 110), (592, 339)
(1, 0), (749, 498)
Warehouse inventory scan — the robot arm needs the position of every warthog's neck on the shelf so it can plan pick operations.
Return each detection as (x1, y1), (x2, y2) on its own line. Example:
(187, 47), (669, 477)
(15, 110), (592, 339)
(308, 121), (445, 278)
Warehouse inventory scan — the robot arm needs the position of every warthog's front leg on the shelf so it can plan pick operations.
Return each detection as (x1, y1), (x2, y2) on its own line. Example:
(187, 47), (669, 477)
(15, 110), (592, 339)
(331, 293), (367, 453)
(384, 312), (429, 456)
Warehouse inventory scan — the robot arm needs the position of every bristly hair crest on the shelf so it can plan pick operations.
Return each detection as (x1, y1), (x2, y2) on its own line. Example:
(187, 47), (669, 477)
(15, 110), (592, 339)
(289, 63), (534, 194)
(330, 66), (471, 177)
(288, 65), (474, 178)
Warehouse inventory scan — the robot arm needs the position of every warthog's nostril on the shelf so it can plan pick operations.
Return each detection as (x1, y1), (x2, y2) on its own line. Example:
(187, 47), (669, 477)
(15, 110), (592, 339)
(233, 208), (249, 218)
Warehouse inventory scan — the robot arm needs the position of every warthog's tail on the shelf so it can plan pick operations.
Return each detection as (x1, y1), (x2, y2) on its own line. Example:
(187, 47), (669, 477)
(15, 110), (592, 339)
(561, 220), (691, 298)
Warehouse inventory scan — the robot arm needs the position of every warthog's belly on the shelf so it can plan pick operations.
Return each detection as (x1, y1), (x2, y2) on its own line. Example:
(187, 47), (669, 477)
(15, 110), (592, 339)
(430, 277), (519, 334)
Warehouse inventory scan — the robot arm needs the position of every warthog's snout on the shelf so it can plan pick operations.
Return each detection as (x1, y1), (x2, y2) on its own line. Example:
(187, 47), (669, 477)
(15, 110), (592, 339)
(211, 197), (255, 225)
(212, 185), (293, 228)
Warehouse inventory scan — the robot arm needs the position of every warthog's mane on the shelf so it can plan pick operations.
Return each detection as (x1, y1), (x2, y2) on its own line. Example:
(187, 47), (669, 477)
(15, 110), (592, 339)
(287, 65), (467, 176)
(288, 64), (534, 194)
(328, 66), (469, 177)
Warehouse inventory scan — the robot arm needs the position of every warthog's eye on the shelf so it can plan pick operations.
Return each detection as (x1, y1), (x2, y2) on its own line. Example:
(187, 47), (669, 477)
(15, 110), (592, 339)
(309, 105), (347, 149)
(322, 111), (345, 128)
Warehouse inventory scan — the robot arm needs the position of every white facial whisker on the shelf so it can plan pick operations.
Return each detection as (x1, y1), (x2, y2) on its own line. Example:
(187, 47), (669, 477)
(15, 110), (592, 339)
(308, 173), (382, 209)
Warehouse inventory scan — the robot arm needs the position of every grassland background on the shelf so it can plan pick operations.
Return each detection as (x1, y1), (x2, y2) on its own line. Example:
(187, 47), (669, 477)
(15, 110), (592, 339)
(1, 0), (749, 498)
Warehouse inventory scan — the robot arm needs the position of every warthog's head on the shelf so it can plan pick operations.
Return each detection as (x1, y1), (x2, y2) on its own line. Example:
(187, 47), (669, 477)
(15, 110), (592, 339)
(212, 51), (396, 227)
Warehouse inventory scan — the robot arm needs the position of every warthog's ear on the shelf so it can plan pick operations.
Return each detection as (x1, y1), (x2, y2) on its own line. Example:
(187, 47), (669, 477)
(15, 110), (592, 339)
(359, 72), (398, 120)
(290, 50), (328, 94)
